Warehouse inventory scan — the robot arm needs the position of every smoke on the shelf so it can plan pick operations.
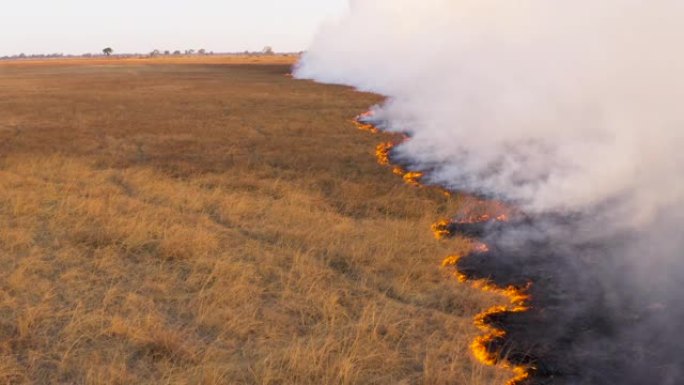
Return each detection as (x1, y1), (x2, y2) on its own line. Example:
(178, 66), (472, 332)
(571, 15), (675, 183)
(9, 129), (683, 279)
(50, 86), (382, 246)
(296, 1), (684, 384)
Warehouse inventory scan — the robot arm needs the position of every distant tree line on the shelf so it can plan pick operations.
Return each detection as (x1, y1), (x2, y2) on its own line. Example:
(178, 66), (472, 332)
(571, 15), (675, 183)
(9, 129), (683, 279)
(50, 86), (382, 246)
(0, 46), (299, 61)
(0, 52), (68, 60)
(144, 46), (278, 57)
(148, 48), (212, 57)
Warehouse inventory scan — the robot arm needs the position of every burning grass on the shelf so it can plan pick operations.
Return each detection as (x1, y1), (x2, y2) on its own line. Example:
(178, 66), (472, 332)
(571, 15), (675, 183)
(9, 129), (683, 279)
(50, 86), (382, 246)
(353, 113), (534, 385)
(0, 58), (509, 384)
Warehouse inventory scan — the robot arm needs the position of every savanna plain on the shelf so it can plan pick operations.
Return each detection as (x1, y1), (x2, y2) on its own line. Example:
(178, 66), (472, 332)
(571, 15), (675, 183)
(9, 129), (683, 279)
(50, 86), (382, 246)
(0, 56), (508, 384)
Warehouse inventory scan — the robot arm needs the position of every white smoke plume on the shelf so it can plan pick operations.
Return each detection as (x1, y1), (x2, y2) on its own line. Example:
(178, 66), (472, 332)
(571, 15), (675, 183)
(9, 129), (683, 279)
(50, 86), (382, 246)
(297, 0), (684, 223)
(296, 1), (684, 384)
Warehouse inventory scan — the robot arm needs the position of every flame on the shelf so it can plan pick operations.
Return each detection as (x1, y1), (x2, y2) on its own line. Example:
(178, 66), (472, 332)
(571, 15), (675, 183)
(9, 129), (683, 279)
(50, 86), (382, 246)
(353, 111), (380, 134)
(458, 242), (532, 385)
(431, 214), (510, 241)
(354, 120), (379, 134)
(432, 219), (452, 240)
(441, 255), (468, 282)
(507, 369), (531, 385)
(442, 251), (533, 384)
(460, 241), (532, 384)
(375, 142), (393, 165)
(354, 112), (533, 385)
(402, 171), (424, 186)
(441, 254), (461, 267)
(388, 165), (425, 187)
(442, 248), (533, 384)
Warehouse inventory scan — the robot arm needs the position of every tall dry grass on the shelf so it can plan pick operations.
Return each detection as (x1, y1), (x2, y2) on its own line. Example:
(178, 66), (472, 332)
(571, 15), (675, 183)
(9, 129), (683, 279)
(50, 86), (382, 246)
(0, 57), (508, 384)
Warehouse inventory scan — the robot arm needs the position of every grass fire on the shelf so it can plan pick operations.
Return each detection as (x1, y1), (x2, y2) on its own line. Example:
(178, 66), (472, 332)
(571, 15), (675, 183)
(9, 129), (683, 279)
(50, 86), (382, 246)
(354, 113), (534, 385)
(297, 2), (684, 384)
(0, 55), (515, 385)
(5, 1), (684, 384)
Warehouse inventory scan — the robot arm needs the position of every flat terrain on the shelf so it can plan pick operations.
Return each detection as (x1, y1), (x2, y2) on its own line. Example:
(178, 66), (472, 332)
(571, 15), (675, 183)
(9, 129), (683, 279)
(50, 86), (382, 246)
(0, 56), (505, 384)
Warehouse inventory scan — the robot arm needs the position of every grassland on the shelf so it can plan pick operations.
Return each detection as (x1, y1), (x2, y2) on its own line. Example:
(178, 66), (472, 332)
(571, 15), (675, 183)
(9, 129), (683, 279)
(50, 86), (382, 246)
(0, 56), (507, 384)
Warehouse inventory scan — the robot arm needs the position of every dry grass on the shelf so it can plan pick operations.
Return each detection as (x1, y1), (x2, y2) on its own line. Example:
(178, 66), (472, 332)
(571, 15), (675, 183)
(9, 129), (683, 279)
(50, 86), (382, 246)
(0, 57), (507, 384)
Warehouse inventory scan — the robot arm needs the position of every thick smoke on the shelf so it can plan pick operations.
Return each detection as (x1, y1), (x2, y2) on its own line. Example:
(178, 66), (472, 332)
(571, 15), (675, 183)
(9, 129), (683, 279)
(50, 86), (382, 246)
(296, 1), (684, 384)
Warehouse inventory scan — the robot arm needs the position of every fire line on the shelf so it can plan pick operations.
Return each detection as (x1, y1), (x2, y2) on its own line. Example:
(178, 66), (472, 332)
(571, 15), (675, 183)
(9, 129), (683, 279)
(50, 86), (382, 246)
(353, 111), (534, 385)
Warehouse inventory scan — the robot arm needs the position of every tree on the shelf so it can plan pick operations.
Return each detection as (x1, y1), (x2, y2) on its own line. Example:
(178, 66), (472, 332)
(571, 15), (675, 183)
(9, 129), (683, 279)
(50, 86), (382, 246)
(163, 50), (170, 55)
(262, 46), (274, 55)
(103, 47), (113, 56)
(198, 48), (206, 55)
(173, 50), (181, 55)
(150, 49), (161, 57)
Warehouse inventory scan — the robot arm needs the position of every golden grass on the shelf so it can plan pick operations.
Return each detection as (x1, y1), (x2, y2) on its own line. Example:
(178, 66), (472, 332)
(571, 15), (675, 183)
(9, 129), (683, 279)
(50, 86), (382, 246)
(0, 58), (508, 384)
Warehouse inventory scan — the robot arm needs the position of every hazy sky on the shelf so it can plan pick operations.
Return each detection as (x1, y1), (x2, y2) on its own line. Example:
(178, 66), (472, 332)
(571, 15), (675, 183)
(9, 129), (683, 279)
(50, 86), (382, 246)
(2, 0), (349, 56)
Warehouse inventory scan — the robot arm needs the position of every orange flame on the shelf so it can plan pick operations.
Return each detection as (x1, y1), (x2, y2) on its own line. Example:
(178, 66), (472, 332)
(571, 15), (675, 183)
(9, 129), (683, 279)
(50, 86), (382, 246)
(432, 213), (511, 241)
(375, 142), (393, 166)
(462, 270), (532, 384)
(354, 120), (379, 134)
(443, 242), (532, 385)
(443, 257), (533, 384)
(354, 112), (533, 385)
(449, 238), (532, 384)
(402, 171), (424, 186)
(432, 219), (452, 240)
(353, 111), (380, 134)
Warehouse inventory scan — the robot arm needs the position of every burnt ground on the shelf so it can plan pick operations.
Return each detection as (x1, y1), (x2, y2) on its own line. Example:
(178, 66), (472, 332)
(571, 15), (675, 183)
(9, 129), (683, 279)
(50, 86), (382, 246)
(449, 215), (684, 385)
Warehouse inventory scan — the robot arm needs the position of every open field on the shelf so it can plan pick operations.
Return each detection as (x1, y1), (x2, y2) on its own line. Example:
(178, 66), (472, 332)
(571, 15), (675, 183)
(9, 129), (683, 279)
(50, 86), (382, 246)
(0, 57), (507, 384)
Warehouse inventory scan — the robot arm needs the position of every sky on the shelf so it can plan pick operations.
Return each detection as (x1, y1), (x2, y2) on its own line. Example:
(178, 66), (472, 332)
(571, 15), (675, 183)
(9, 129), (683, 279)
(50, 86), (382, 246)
(1, 0), (349, 56)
